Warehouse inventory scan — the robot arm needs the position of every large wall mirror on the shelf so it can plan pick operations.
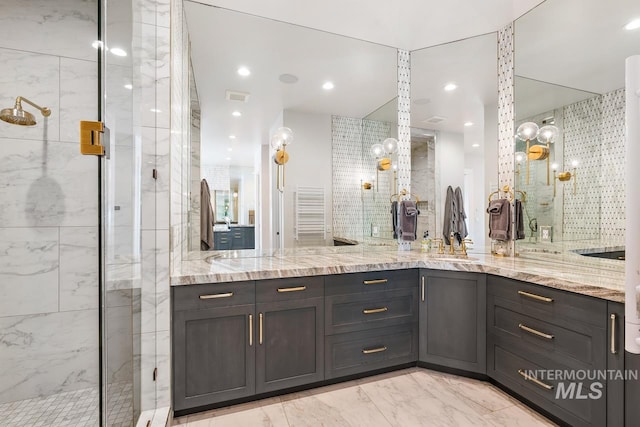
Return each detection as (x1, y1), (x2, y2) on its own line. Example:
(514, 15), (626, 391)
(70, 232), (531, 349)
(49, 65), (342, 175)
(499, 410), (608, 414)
(183, 2), (398, 252)
(411, 33), (499, 251)
(514, 0), (639, 247)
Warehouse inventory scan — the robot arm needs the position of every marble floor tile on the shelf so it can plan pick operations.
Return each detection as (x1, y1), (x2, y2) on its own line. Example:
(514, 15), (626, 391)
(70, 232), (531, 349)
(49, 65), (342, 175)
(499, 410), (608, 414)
(172, 369), (556, 427)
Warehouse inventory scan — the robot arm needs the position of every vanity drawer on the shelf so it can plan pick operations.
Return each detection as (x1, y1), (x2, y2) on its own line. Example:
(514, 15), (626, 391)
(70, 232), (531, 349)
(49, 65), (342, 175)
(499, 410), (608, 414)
(489, 303), (605, 366)
(325, 287), (418, 334)
(256, 276), (324, 303)
(325, 269), (417, 296)
(173, 281), (255, 312)
(325, 324), (417, 379)
(489, 341), (605, 427)
(487, 275), (606, 328)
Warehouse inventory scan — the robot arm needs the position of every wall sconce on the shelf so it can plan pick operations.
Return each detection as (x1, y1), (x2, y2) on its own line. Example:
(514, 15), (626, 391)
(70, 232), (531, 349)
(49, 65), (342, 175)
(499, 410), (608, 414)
(516, 122), (538, 185)
(535, 125), (559, 186)
(552, 160), (578, 197)
(271, 127), (294, 192)
(370, 138), (398, 191)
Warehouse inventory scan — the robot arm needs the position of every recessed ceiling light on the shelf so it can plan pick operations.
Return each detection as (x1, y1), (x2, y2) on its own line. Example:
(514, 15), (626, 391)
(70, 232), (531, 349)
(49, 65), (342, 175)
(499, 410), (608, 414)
(229, 135), (236, 139)
(279, 74), (299, 84)
(227, 148), (232, 152)
(124, 84), (133, 90)
(110, 47), (127, 57)
(444, 83), (457, 92)
(237, 66), (251, 76)
(232, 111), (241, 117)
(322, 81), (334, 90)
(625, 18), (640, 30)
(150, 108), (161, 113)
(464, 122), (473, 127)
(472, 143), (480, 148)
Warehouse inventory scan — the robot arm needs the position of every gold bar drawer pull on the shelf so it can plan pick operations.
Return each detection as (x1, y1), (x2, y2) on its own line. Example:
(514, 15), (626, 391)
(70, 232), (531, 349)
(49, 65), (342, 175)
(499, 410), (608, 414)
(363, 307), (388, 315)
(277, 286), (306, 293)
(517, 290), (553, 303)
(518, 369), (554, 390)
(199, 292), (233, 300)
(518, 323), (554, 340)
(611, 313), (618, 354)
(362, 346), (387, 355)
(363, 279), (388, 285)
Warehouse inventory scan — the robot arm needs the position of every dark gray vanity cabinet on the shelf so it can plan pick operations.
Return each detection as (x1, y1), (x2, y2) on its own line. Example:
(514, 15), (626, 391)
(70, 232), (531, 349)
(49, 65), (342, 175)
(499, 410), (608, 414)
(418, 270), (487, 374)
(213, 226), (255, 250)
(255, 277), (324, 393)
(487, 275), (608, 427)
(172, 282), (256, 412)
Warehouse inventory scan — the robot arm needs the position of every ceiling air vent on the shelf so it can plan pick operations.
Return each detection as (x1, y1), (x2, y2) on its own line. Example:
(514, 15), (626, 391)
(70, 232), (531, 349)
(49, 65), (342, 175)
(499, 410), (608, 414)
(225, 90), (250, 102)
(423, 116), (446, 124)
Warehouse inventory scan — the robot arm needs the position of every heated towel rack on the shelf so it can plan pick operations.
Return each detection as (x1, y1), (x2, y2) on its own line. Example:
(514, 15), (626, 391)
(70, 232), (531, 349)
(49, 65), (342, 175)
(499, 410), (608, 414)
(294, 186), (326, 243)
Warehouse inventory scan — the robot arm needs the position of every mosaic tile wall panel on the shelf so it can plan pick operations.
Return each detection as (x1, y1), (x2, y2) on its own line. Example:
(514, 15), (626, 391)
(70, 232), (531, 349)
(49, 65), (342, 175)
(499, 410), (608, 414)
(498, 24), (515, 190)
(397, 49), (412, 250)
(600, 88), (626, 241)
(562, 96), (603, 240)
(332, 116), (365, 242)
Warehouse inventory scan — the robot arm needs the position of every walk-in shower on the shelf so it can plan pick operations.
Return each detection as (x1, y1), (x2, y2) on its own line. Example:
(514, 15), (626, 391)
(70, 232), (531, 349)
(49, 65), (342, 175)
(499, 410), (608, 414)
(0, 96), (51, 126)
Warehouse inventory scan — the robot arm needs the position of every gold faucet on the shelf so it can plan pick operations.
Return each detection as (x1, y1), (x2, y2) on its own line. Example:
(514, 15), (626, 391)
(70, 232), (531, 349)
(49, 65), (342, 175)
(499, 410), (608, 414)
(460, 238), (474, 256)
(449, 232), (456, 255)
(433, 238), (445, 254)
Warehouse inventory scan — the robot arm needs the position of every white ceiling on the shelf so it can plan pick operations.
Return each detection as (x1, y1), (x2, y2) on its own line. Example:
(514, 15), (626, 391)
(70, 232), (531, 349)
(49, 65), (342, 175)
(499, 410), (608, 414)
(192, 0), (543, 51)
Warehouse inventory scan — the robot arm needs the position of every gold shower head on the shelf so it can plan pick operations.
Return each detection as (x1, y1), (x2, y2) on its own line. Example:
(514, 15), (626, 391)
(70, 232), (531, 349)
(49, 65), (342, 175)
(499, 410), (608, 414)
(0, 96), (51, 126)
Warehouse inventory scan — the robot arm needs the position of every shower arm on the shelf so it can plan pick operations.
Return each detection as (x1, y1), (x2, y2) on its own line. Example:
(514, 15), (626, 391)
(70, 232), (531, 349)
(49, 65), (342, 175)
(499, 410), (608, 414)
(15, 96), (51, 117)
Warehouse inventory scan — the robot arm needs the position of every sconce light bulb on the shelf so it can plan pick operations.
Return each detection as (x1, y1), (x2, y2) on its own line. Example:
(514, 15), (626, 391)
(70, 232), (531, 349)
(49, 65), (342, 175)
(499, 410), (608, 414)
(551, 163), (558, 171)
(515, 151), (526, 164)
(537, 125), (559, 144)
(571, 160), (579, 168)
(382, 138), (398, 154)
(275, 127), (294, 146)
(370, 143), (384, 159)
(516, 122), (539, 141)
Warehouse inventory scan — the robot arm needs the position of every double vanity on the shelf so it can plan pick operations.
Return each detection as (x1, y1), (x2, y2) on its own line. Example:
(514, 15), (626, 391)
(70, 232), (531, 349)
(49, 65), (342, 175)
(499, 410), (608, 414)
(171, 247), (629, 426)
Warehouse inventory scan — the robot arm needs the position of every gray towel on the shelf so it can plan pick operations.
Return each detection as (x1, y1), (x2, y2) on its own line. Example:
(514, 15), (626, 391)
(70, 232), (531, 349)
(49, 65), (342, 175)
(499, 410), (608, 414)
(391, 201), (398, 239)
(442, 186), (455, 244)
(399, 200), (419, 241)
(515, 200), (525, 240)
(487, 199), (511, 241)
(454, 186), (468, 244)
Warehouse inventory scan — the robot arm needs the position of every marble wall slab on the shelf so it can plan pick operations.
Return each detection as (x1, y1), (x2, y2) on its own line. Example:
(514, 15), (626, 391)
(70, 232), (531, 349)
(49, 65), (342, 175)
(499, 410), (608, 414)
(59, 227), (99, 312)
(60, 58), (99, 142)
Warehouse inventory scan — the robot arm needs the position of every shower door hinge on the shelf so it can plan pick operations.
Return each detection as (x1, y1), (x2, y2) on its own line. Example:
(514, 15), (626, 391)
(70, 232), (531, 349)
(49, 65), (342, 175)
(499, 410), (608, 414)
(80, 120), (105, 156)
(153, 367), (158, 381)
(153, 169), (158, 179)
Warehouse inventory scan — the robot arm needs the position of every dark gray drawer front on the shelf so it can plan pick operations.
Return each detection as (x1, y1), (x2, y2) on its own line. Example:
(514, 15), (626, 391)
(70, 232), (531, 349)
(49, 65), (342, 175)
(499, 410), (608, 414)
(325, 288), (418, 334)
(325, 324), (417, 379)
(173, 281), (255, 312)
(487, 275), (606, 328)
(490, 302), (603, 366)
(325, 269), (417, 296)
(256, 276), (323, 303)
(489, 341), (605, 427)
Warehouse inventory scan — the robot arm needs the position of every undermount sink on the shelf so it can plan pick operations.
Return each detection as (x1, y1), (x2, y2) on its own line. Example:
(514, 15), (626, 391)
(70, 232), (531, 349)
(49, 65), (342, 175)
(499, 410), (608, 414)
(213, 224), (229, 232)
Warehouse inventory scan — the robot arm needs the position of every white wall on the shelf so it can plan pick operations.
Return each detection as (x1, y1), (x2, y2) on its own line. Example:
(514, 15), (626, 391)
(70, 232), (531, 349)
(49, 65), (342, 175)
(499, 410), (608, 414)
(435, 131), (465, 240)
(482, 103), (499, 249)
(282, 110), (333, 247)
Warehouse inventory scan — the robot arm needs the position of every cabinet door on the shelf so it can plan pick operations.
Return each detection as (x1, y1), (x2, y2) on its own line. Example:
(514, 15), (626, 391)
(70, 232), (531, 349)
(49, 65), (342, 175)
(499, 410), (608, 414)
(256, 297), (324, 393)
(173, 304), (255, 411)
(608, 302), (624, 427)
(231, 228), (245, 249)
(419, 270), (486, 374)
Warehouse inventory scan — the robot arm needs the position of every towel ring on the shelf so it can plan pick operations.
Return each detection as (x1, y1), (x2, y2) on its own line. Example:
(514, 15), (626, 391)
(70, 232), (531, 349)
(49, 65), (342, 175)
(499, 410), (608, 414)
(390, 188), (420, 203)
(488, 185), (514, 203)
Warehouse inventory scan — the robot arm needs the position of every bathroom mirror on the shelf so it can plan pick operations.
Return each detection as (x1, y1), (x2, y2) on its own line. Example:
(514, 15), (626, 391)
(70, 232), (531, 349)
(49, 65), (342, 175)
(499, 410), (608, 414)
(182, 1), (398, 252)
(514, 0), (639, 245)
(410, 32), (499, 250)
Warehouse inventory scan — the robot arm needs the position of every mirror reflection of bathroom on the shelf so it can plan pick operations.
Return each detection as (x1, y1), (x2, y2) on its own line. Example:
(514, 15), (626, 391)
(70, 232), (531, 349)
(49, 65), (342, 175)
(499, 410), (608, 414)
(513, 0), (638, 250)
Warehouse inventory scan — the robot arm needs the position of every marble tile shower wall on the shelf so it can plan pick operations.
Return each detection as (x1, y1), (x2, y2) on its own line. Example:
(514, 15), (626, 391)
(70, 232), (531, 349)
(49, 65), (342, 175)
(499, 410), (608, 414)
(189, 62), (201, 251)
(0, 0), (99, 405)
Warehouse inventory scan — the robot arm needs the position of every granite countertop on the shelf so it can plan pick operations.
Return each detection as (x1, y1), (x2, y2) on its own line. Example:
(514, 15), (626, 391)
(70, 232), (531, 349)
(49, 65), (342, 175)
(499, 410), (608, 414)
(172, 242), (625, 303)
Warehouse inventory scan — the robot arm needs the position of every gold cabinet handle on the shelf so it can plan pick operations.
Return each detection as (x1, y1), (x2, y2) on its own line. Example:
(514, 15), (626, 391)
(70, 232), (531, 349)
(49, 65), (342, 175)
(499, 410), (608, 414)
(363, 279), (388, 285)
(421, 276), (425, 302)
(277, 286), (306, 293)
(517, 290), (553, 303)
(518, 323), (554, 340)
(199, 292), (233, 300)
(611, 313), (618, 354)
(259, 313), (263, 345)
(249, 314), (253, 347)
(518, 369), (554, 390)
(363, 307), (388, 315)
(362, 346), (387, 354)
